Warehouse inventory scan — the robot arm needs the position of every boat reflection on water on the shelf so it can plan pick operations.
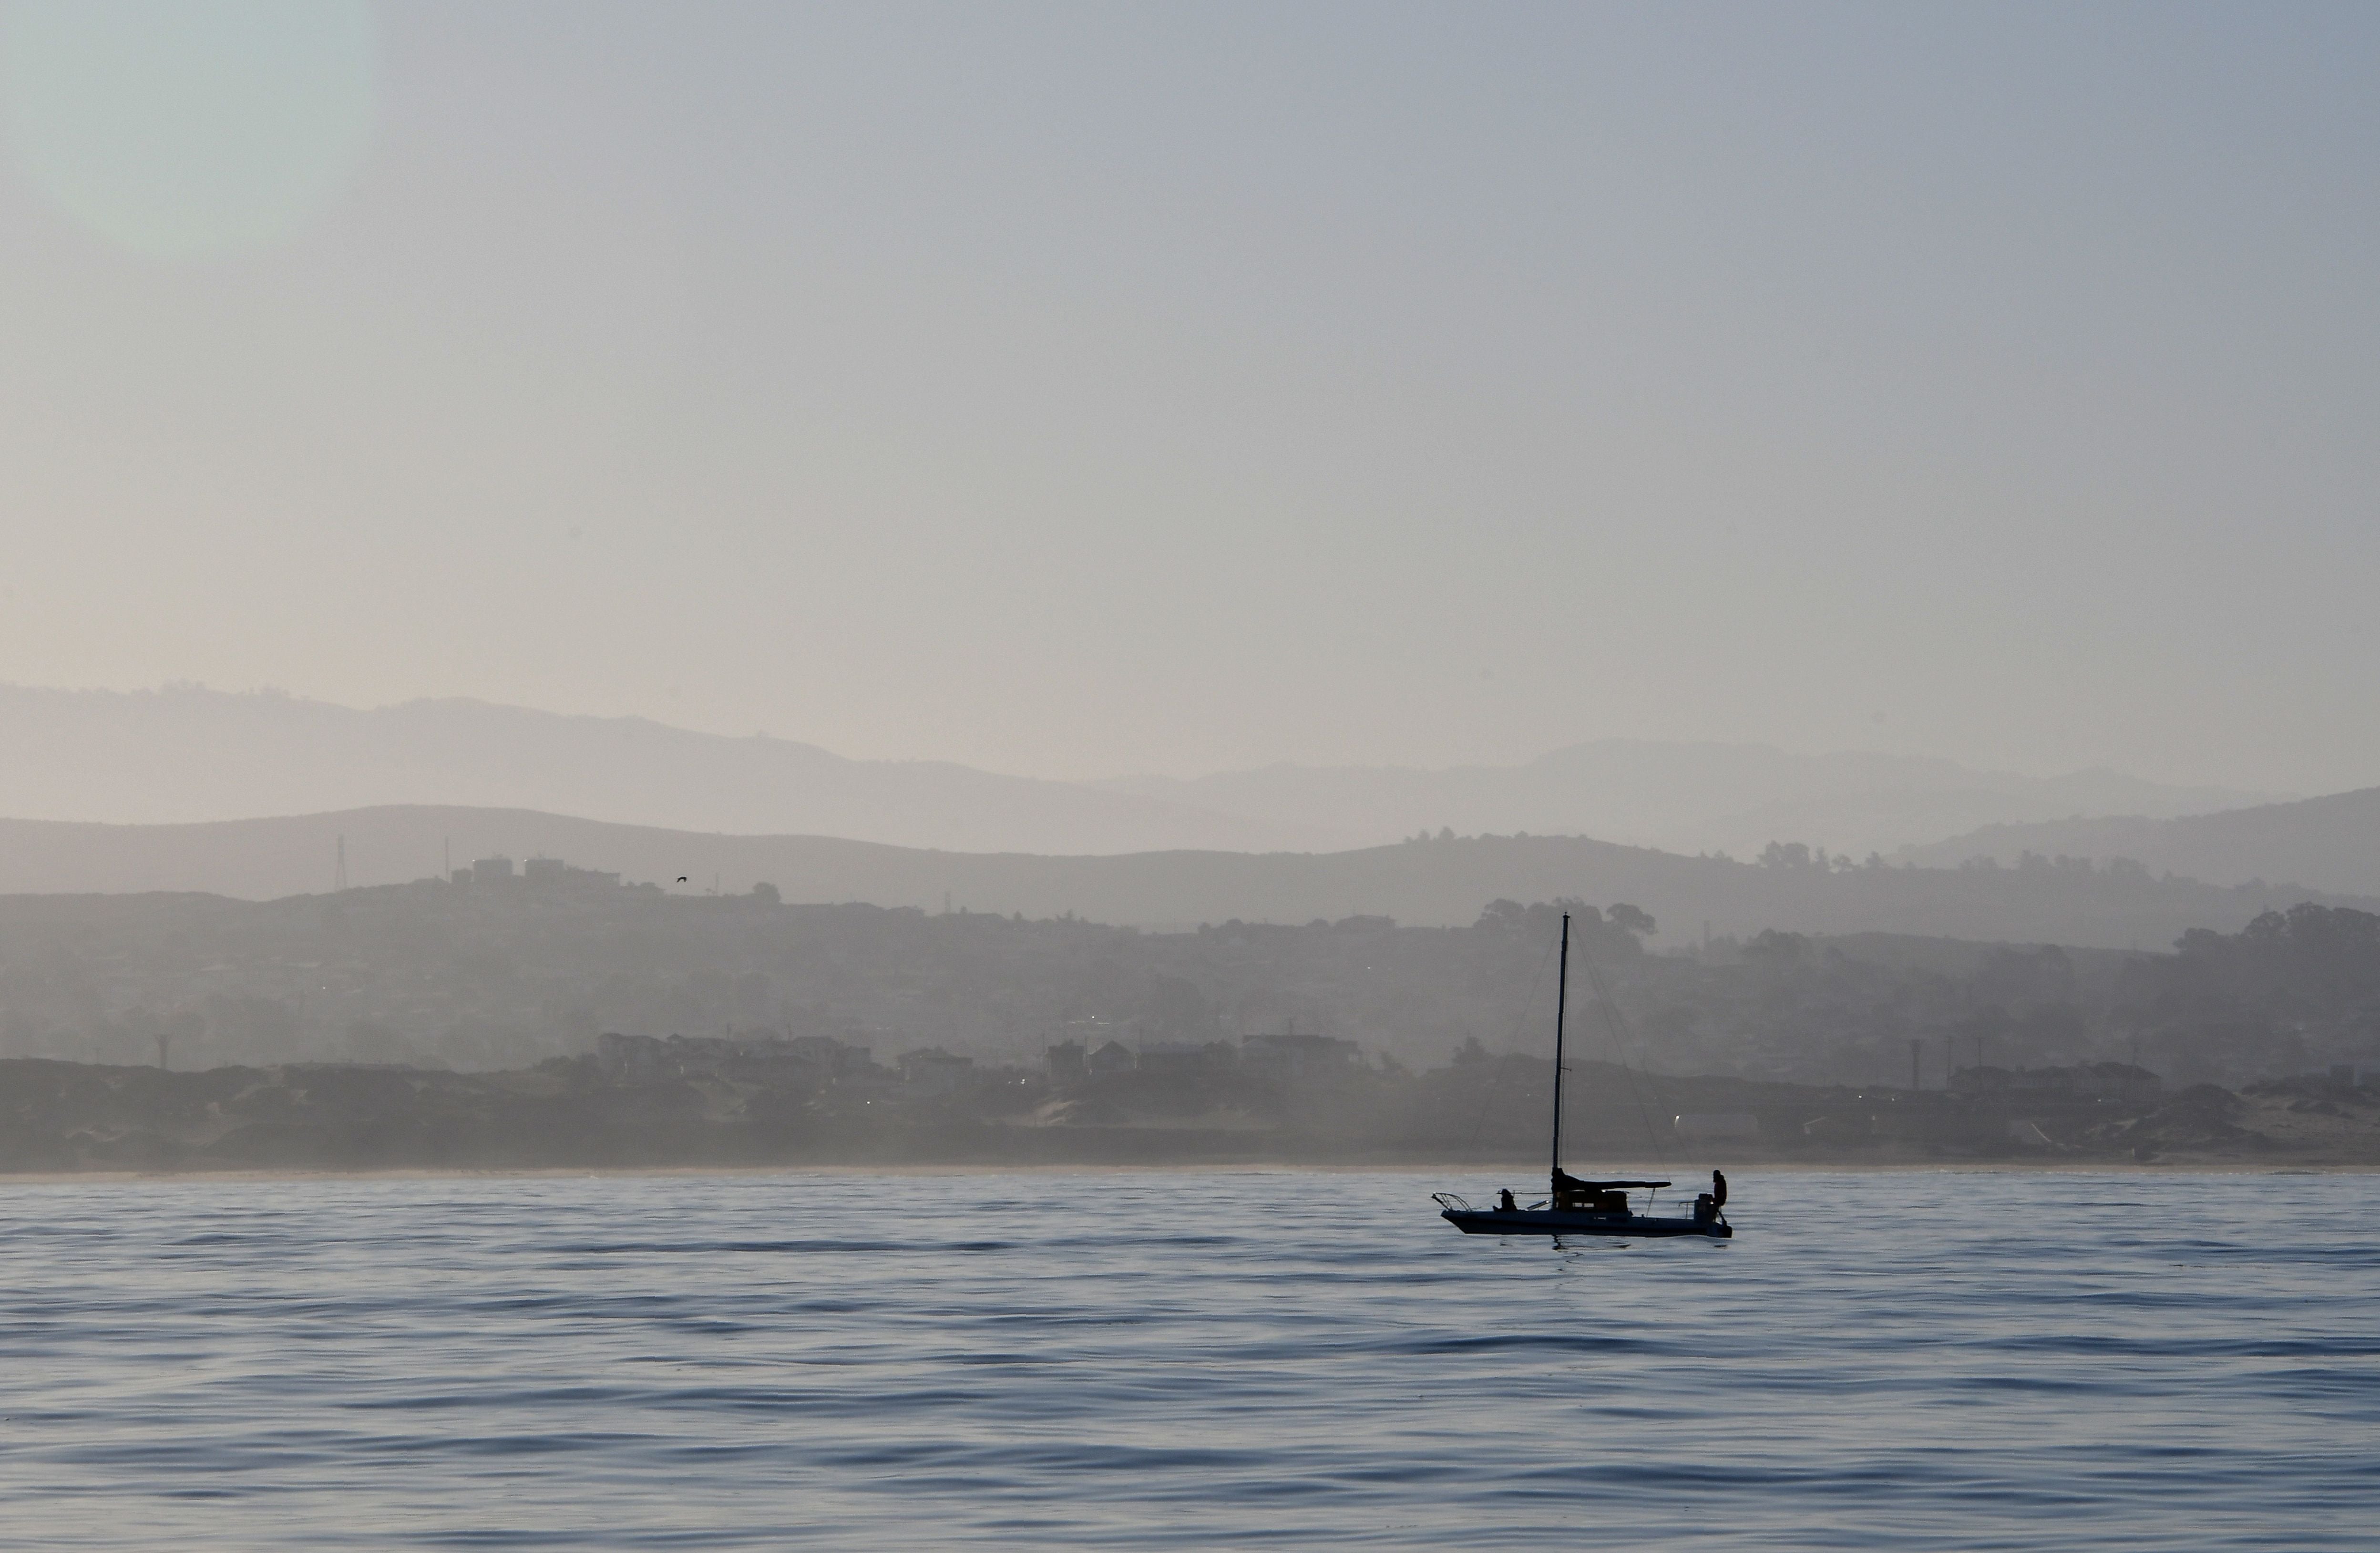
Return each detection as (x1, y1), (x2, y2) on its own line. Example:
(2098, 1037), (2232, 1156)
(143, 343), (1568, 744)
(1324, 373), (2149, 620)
(1435, 912), (1734, 1241)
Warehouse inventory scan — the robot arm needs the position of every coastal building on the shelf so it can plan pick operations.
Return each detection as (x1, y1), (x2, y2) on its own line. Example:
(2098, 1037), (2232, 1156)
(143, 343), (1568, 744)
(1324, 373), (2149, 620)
(1137, 1039), (1231, 1076)
(785, 1033), (875, 1077)
(1949, 1062), (2160, 1103)
(1241, 1030), (1362, 1079)
(452, 854), (621, 889)
(1673, 1112), (1760, 1142)
(596, 1029), (875, 1083)
(899, 1047), (976, 1095)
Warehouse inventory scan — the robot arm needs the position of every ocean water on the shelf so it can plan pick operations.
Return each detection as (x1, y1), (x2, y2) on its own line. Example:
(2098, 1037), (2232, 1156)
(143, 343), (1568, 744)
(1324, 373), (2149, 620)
(0, 1169), (2371, 1550)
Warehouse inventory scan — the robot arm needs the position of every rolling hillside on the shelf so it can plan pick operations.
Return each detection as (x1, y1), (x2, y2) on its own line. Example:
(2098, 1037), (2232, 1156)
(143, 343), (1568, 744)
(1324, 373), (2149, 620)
(0, 685), (1323, 854)
(0, 805), (2362, 950)
(1899, 787), (2380, 896)
(1103, 741), (2270, 859)
(0, 686), (2269, 859)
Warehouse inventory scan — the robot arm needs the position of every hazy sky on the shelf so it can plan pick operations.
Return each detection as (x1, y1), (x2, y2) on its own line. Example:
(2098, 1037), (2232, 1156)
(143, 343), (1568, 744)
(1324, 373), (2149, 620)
(3, 1), (2375, 791)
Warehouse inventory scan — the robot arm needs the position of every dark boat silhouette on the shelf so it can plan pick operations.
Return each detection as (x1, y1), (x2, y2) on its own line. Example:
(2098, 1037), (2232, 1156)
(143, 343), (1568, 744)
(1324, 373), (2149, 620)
(1435, 911), (1734, 1239)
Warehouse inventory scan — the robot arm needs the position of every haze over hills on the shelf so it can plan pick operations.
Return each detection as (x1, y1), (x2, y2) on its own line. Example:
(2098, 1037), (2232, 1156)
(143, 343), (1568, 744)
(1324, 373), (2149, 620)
(0, 805), (2365, 951)
(0, 686), (2273, 860)
(0, 685), (1325, 854)
(1103, 745), (2275, 861)
(1899, 788), (2380, 897)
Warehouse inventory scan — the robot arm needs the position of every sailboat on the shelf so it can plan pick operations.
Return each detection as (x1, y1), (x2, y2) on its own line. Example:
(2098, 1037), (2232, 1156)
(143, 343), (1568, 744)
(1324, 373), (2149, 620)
(1435, 912), (1733, 1238)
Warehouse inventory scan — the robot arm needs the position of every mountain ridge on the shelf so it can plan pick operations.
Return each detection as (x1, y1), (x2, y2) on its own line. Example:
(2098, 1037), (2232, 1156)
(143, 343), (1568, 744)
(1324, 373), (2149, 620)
(1098, 739), (2274, 859)
(0, 802), (2365, 952)
(1897, 787), (2380, 897)
(0, 684), (1333, 853)
(0, 684), (2274, 861)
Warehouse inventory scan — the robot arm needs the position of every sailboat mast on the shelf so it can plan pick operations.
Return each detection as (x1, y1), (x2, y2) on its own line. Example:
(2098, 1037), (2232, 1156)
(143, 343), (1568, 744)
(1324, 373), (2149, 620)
(1551, 912), (1570, 1183)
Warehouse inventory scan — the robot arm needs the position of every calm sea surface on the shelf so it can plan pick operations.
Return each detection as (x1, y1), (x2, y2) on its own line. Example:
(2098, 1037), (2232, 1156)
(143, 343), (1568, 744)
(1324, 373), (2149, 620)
(0, 1169), (2371, 1549)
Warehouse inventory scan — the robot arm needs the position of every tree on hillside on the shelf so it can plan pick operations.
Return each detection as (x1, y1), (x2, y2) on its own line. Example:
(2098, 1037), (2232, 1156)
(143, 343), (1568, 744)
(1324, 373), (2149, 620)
(1607, 903), (1657, 938)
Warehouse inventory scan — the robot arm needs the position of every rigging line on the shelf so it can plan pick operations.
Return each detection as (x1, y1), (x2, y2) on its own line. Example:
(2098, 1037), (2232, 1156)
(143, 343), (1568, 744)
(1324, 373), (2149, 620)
(1462, 938), (1559, 1162)
(1576, 940), (1671, 1167)
(1461, 941), (1557, 1161)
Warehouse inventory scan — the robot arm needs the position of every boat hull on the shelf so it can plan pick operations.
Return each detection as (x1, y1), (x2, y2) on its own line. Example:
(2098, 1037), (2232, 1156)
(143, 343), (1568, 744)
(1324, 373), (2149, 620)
(1441, 1207), (1731, 1238)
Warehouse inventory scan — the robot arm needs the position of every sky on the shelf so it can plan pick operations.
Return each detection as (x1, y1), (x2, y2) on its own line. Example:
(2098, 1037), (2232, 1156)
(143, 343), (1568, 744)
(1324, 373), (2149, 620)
(1, 1), (2375, 792)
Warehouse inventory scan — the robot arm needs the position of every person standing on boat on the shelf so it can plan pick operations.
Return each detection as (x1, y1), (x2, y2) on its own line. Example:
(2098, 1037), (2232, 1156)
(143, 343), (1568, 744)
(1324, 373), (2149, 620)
(1711, 1171), (1728, 1212)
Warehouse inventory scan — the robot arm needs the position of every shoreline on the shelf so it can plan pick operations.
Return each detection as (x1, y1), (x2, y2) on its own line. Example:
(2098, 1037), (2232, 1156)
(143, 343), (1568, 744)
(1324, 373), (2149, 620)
(1, 1157), (2371, 1186)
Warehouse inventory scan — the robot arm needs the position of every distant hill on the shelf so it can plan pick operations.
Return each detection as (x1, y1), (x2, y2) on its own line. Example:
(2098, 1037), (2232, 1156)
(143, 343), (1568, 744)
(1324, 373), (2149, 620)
(0, 804), (2363, 950)
(1898, 787), (2380, 897)
(0, 685), (1323, 854)
(1101, 741), (2272, 860)
(0, 686), (2270, 859)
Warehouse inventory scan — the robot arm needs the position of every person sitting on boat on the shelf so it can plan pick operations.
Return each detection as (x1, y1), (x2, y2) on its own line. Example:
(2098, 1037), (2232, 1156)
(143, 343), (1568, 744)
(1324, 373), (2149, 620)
(1498, 1188), (1519, 1212)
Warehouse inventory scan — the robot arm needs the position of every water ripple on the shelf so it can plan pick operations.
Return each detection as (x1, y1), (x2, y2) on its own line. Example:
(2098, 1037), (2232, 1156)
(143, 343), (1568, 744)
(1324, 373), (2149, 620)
(0, 1170), (2373, 1549)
